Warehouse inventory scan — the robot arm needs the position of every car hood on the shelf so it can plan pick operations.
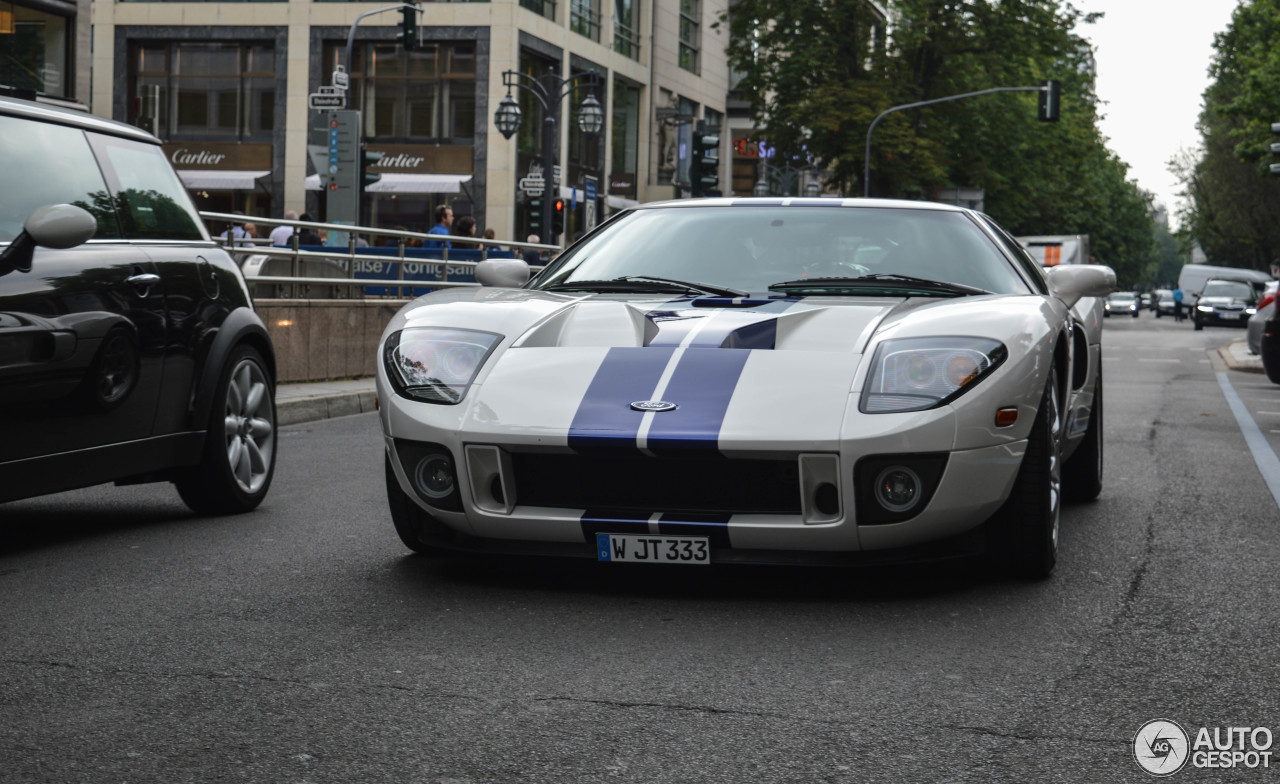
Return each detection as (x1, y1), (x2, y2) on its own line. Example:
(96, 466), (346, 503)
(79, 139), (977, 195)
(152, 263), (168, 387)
(1199, 295), (1252, 308)
(383, 288), (1042, 452)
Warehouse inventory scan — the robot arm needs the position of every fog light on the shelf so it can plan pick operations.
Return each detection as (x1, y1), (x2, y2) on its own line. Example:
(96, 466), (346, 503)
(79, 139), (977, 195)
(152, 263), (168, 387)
(875, 466), (921, 513)
(414, 453), (456, 500)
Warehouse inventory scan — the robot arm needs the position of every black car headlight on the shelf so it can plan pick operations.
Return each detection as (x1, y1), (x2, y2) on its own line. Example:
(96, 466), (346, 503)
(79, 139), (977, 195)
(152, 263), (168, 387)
(383, 327), (502, 404)
(860, 337), (1007, 414)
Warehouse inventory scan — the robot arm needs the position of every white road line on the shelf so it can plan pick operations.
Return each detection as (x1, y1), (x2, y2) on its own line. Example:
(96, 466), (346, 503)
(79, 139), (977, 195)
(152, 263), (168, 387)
(1139, 359), (1182, 363)
(1216, 372), (1280, 509)
(1256, 411), (1280, 416)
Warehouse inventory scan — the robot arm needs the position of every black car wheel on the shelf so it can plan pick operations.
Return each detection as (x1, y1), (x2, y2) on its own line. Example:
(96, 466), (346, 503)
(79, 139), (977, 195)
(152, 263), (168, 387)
(385, 453), (445, 555)
(176, 345), (276, 514)
(1063, 364), (1103, 502)
(987, 367), (1062, 579)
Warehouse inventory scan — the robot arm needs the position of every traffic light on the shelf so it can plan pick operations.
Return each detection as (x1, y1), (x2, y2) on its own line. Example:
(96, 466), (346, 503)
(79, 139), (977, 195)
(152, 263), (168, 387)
(1038, 79), (1060, 122)
(690, 130), (720, 197)
(552, 198), (565, 236)
(1270, 122), (1280, 176)
(527, 197), (543, 234)
(399, 4), (419, 51)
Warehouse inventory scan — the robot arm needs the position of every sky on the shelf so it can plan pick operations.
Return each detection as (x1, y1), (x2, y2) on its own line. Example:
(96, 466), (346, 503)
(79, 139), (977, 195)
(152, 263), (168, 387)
(1072, 0), (1241, 225)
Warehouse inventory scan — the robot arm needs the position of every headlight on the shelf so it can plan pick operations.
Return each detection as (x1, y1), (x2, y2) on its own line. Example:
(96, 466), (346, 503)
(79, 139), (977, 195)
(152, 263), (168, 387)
(860, 337), (1007, 414)
(1197, 305), (1213, 312)
(383, 327), (502, 404)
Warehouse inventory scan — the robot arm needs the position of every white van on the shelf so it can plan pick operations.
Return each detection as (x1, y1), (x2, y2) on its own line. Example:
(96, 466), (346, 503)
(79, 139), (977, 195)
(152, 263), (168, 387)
(1178, 263), (1272, 303)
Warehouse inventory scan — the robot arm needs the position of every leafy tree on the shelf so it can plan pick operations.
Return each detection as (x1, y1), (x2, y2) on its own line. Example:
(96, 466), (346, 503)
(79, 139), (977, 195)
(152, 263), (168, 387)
(720, 0), (1155, 284)
(1175, 0), (1280, 271)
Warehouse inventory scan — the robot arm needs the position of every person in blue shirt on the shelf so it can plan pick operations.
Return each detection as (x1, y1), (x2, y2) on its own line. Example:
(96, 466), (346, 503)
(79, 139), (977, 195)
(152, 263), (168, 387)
(424, 204), (453, 250)
(1173, 287), (1185, 322)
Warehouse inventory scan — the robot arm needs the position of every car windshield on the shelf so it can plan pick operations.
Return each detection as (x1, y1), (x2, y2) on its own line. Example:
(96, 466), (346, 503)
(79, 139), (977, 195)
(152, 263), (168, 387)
(1108, 293), (1135, 302)
(1202, 281), (1254, 300)
(533, 205), (1030, 296)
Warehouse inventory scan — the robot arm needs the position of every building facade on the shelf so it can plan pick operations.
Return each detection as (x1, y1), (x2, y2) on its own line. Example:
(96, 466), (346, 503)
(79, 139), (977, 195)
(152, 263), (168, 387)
(85, 0), (731, 242)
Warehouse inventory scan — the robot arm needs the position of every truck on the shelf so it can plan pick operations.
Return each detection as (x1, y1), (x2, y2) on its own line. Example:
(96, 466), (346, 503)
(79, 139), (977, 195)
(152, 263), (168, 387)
(1017, 234), (1090, 268)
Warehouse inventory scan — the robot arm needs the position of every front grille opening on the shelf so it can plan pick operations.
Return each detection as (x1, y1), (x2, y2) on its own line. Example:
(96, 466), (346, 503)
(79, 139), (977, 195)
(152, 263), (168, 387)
(511, 452), (801, 515)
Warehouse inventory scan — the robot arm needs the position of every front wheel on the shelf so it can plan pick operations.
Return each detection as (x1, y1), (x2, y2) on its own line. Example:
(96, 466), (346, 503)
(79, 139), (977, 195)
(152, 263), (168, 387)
(986, 368), (1062, 579)
(176, 345), (276, 514)
(1194, 317), (1203, 331)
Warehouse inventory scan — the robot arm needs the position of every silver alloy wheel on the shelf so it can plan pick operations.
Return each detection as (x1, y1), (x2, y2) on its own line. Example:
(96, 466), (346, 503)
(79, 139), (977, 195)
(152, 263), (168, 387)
(222, 357), (275, 494)
(1046, 374), (1063, 554)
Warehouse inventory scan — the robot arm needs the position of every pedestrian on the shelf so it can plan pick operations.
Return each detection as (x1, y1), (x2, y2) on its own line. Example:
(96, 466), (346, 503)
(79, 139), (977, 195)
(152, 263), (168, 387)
(522, 233), (543, 265)
(241, 222), (259, 246)
(1173, 286), (1185, 322)
(452, 215), (477, 249)
(424, 204), (453, 250)
(296, 213), (322, 246)
(270, 210), (299, 247)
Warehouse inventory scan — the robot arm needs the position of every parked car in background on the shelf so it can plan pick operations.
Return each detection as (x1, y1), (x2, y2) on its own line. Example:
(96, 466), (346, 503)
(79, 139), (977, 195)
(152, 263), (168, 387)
(379, 198), (1115, 578)
(1193, 279), (1258, 331)
(0, 94), (278, 513)
(1105, 291), (1139, 318)
(1153, 288), (1175, 318)
(1178, 263), (1272, 307)
(1246, 281), (1278, 354)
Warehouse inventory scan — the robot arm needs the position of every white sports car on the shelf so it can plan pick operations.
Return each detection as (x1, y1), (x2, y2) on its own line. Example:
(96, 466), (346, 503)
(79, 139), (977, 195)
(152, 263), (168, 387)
(377, 199), (1114, 578)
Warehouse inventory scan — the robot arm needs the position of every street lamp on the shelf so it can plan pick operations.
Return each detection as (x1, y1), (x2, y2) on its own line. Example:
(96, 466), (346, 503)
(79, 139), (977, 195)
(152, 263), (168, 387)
(494, 69), (602, 243)
(494, 93), (522, 140)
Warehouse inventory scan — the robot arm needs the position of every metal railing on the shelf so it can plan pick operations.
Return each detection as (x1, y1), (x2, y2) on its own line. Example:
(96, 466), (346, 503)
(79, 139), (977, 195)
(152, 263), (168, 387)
(201, 211), (556, 298)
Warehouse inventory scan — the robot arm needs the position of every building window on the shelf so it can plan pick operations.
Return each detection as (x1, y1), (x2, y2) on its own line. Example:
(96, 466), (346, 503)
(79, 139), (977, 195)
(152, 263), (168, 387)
(520, 0), (556, 21)
(570, 0), (601, 43)
(610, 76), (639, 191)
(613, 0), (640, 60)
(322, 41), (475, 143)
(0, 2), (69, 98)
(678, 0), (700, 73)
(128, 42), (274, 141)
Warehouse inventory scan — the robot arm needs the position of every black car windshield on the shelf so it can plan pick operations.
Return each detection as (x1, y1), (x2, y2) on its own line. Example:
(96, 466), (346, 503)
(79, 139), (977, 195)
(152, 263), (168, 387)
(1202, 281), (1254, 300)
(532, 205), (1031, 296)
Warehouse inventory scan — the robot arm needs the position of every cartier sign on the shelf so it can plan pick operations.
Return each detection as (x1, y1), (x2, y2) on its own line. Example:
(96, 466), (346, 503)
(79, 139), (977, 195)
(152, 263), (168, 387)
(161, 142), (272, 170)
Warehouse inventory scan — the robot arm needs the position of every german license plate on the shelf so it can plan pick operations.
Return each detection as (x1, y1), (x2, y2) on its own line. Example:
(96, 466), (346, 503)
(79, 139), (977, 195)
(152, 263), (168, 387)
(596, 533), (710, 564)
(1224, 312), (1242, 319)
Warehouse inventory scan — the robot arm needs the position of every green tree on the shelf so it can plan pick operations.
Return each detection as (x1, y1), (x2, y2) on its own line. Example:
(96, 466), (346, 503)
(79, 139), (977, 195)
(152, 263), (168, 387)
(1175, 0), (1280, 271)
(721, 0), (1154, 283)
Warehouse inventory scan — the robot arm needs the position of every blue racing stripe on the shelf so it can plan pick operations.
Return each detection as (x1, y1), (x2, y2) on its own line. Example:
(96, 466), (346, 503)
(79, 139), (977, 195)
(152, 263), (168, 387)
(569, 347), (675, 451)
(644, 348), (751, 453)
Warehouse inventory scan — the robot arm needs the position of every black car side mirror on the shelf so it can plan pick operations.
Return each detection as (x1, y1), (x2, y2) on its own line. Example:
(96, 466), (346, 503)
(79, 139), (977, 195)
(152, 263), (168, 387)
(0, 203), (97, 276)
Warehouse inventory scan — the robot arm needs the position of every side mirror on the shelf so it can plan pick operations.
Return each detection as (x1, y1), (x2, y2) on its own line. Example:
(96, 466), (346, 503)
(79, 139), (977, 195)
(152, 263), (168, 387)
(1047, 264), (1115, 308)
(475, 258), (531, 288)
(0, 203), (97, 276)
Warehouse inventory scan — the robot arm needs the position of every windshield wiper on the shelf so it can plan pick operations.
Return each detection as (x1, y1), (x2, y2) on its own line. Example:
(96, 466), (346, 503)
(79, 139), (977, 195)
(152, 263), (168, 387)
(543, 276), (749, 297)
(617, 275), (749, 298)
(768, 273), (990, 297)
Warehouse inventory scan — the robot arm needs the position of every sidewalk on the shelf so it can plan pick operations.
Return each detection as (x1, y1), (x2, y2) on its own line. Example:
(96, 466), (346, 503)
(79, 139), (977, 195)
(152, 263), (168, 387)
(276, 377), (377, 426)
(1219, 339), (1264, 374)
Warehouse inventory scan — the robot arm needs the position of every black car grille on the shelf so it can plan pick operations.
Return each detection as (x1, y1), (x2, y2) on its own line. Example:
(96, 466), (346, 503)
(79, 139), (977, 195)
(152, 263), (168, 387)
(509, 451), (802, 515)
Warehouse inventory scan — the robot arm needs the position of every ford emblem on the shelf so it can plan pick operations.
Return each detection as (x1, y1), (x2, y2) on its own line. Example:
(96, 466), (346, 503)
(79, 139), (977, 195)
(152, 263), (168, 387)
(630, 400), (677, 412)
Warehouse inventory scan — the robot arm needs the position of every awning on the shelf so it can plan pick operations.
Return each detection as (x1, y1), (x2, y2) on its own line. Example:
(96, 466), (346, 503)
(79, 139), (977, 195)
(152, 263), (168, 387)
(304, 173), (473, 194)
(178, 170), (270, 190)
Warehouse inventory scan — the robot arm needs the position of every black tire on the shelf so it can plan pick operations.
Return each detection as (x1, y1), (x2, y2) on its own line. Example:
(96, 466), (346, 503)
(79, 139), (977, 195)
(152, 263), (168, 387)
(1156, 309), (1163, 318)
(1063, 364), (1103, 502)
(986, 368), (1062, 579)
(1194, 317), (1203, 331)
(176, 345), (276, 514)
(385, 453), (444, 556)
(1262, 320), (1280, 384)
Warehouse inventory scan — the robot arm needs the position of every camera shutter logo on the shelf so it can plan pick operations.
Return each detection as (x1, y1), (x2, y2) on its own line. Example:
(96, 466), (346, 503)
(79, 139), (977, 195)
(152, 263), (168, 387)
(1134, 719), (1190, 776)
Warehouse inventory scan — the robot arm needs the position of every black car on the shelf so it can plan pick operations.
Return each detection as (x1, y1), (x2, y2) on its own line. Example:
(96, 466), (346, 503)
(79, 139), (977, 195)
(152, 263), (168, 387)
(1193, 279), (1258, 331)
(0, 95), (277, 512)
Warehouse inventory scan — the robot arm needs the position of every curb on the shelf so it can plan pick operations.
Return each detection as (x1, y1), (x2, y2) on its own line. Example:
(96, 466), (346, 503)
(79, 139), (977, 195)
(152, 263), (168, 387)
(1220, 340), (1263, 374)
(277, 389), (377, 426)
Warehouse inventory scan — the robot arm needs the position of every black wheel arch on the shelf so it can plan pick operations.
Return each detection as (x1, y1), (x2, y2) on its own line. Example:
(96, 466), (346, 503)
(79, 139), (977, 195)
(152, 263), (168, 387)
(190, 306), (276, 429)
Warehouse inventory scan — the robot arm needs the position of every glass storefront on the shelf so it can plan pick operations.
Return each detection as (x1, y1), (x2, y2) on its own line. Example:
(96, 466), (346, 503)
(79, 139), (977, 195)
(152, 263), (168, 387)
(0, 2), (69, 98)
(128, 41), (275, 140)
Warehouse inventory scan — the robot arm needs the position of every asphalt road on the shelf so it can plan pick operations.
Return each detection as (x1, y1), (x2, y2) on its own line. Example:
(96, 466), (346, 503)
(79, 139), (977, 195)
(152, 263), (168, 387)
(1, 314), (1278, 783)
